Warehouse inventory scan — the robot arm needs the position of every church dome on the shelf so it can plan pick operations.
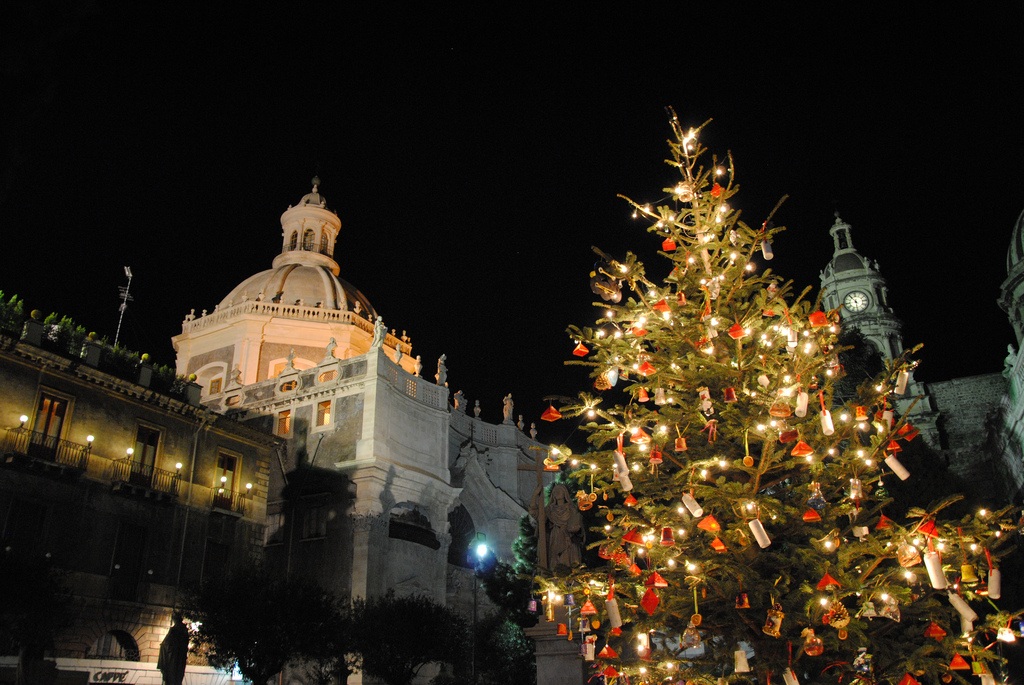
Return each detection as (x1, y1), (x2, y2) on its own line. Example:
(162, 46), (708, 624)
(218, 264), (376, 316)
(828, 252), (869, 274)
(1007, 208), (1024, 274)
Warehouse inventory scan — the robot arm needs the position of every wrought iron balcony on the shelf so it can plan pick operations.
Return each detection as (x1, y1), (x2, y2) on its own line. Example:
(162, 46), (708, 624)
(211, 486), (246, 516)
(109, 457), (180, 501)
(1, 426), (90, 475)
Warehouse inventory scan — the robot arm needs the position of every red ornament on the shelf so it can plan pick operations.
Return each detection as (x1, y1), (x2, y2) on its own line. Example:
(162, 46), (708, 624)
(949, 654), (970, 670)
(728, 322), (746, 339)
(779, 429), (798, 444)
(641, 587), (660, 614)
(572, 342), (589, 357)
(646, 571), (668, 588)
(710, 536), (727, 552)
(697, 515), (721, 532)
(711, 183), (723, 198)
(791, 440), (814, 457)
(808, 310), (828, 327)
(541, 404), (562, 422)
(623, 493), (638, 507)
(897, 423), (920, 441)
(622, 529), (644, 545)
(579, 600), (598, 616)
(662, 237), (677, 251)
(802, 508), (822, 522)
(632, 326), (648, 337)
(653, 298), (670, 312)
(898, 674), (921, 685)
(923, 622), (947, 640)
(638, 361), (656, 376)
(674, 436), (688, 451)
(918, 520), (938, 537)
(816, 573), (841, 590)
(556, 623), (567, 635)
(638, 387), (650, 402)
(597, 645), (618, 659)
(875, 514), (893, 530)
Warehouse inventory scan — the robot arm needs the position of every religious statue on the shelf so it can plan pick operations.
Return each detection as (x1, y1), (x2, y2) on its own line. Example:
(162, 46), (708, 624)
(436, 354), (448, 386)
(394, 345), (403, 365)
(157, 612), (189, 685)
(502, 393), (514, 424)
(371, 315), (386, 348)
(414, 355), (423, 377)
(541, 483), (583, 570)
(453, 390), (465, 412)
(474, 399), (481, 417)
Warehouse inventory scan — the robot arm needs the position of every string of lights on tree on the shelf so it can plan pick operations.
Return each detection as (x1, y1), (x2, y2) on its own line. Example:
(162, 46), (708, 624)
(532, 109), (1022, 685)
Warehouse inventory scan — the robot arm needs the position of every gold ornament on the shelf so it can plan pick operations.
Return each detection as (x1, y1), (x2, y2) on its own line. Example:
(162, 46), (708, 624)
(763, 603), (784, 637)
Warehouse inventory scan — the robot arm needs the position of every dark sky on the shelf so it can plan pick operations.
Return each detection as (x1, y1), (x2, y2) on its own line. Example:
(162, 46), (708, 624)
(3, 3), (1022, 442)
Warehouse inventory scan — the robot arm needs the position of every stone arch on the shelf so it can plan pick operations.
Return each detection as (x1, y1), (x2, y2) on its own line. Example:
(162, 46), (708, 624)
(446, 503), (477, 568)
(388, 502), (439, 549)
(86, 629), (140, 661)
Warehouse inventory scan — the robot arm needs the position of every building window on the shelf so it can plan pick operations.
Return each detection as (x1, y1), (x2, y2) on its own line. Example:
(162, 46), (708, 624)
(279, 380), (297, 392)
(87, 631), (140, 661)
(320, 233), (329, 254)
(302, 229), (315, 251)
(289, 231), (298, 250)
(301, 504), (328, 540)
(316, 400), (332, 427)
(208, 377), (223, 394)
(216, 452), (238, 491)
(276, 410), (291, 436)
(34, 392), (68, 439)
(134, 425), (160, 469)
(318, 369), (337, 383)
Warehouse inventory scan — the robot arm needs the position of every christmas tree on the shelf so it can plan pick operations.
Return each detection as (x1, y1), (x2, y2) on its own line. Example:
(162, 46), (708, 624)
(535, 109), (1021, 685)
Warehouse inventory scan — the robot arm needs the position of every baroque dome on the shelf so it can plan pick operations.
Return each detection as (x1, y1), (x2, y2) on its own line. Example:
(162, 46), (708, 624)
(218, 264), (376, 317)
(214, 178), (376, 318)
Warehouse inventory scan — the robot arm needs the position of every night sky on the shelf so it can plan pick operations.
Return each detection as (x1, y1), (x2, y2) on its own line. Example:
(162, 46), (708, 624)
(3, 4), (1022, 443)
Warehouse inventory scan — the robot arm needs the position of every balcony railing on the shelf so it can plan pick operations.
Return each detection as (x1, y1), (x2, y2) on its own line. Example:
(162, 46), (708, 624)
(1, 426), (90, 473)
(211, 486), (246, 515)
(109, 458), (180, 498)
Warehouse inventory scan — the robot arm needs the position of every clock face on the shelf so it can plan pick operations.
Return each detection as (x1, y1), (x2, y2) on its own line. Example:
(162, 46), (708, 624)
(844, 291), (869, 312)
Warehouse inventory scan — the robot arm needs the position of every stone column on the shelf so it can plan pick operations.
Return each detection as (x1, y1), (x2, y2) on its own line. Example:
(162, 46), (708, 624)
(525, 607), (585, 685)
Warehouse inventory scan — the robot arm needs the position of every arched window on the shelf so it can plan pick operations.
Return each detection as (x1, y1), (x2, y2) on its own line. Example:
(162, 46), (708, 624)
(288, 231), (298, 250)
(446, 504), (476, 567)
(302, 229), (315, 251)
(87, 630), (140, 661)
(320, 233), (329, 255)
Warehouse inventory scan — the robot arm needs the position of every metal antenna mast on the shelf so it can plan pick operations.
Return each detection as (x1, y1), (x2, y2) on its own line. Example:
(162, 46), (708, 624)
(114, 266), (134, 348)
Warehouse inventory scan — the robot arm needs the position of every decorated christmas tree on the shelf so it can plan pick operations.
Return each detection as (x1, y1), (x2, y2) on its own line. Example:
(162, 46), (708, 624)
(534, 109), (1021, 685)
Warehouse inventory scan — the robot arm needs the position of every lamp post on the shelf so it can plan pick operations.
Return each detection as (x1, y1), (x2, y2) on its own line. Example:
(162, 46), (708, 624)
(472, 535), (491, 685)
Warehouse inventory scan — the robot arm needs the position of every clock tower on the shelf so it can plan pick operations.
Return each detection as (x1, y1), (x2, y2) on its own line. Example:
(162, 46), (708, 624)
(818, 213), (903, 360)
(818, 213), (940, 444)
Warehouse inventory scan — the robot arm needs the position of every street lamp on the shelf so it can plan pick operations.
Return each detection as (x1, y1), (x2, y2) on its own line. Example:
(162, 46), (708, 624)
(471, 534), (493, 685)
